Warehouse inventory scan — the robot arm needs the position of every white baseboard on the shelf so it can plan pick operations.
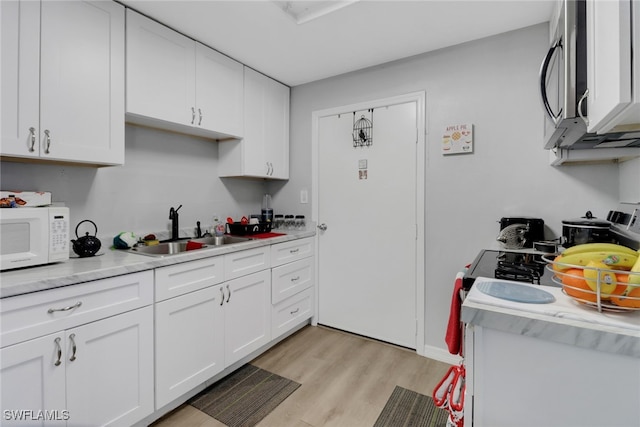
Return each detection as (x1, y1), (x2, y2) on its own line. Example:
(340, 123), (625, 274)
(422, 344), (462, 365)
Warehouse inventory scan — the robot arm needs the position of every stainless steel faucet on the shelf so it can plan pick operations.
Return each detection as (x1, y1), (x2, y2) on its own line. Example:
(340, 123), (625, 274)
(169, 205), (182, 241)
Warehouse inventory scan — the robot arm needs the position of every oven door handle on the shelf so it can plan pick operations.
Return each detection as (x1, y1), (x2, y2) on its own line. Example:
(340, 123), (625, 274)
(539, 37), (563, 123)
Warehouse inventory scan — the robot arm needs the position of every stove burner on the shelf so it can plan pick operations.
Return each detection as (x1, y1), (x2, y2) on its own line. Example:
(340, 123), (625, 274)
(495, 261), (541, 284)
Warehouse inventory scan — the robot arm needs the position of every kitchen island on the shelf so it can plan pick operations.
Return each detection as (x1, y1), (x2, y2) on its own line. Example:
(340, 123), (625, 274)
(461, 277), (640, 427)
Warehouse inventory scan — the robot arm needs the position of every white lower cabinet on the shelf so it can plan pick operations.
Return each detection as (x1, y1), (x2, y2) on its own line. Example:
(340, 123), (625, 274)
(155, 285), (225, 409)
(154, 252), (271, 408)
(272, 287), (313, 340)
(224, 270), (272, 366)
(270, 238), (315, 339)
(0, 305), (154, 427)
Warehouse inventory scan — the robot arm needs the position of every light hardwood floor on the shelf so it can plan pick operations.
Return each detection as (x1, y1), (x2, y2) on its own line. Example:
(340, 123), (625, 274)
(151, 325), (451, 427)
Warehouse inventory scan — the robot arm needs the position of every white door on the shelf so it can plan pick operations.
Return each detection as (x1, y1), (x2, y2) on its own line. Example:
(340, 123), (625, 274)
(317, 100), (419, 349)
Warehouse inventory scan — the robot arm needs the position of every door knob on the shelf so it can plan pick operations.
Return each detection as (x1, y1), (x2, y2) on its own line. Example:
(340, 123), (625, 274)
(317, 223), (327, 231)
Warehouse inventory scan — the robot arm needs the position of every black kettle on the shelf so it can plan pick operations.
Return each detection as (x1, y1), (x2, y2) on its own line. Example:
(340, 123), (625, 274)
(71, 220), (102, 257)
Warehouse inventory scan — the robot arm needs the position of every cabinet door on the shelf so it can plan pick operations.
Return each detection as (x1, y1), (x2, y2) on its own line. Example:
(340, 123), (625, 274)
(126, 9), (196, 128)
(1, 0), (40, 158)
(0, 333), (67, 426)
(224, 270), (271, 366)
(195, 43), (244, 138)
(223, 68), (290, 179)
(586, 0), (632, 133)
(65, 306), (153, 427)
(39, 0), (124, 165)
(155, 285), (225, 409)
(263, 75), (290, 179)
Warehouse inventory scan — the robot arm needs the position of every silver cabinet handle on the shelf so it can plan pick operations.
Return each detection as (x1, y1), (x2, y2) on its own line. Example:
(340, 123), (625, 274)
(191, 107), (196, 125)
(290, 308), (299, 315)
(198, 108), (203, 126)
(48, 301), (82, 314)
(577, 88), (589, 126)
(226, 284), (231, 303)
(43, 129), (51, 154)
(68, 333), (77, 361)
(54, 337), (63, 366)
(220, 287), (224, 306)
(289, 248), (299, 254)
(291, 276), (300, 282)
(317, 223), (328, 231)
(28, 127), (36, 152)
(269, 162), (274, 175)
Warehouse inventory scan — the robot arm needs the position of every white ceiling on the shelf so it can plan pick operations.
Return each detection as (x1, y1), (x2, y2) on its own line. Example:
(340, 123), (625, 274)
(119, 0), (556, 87)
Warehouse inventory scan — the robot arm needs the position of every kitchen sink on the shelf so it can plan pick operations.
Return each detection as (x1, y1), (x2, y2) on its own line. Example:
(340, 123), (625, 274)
(129, 235), (252, 257)
(190, 235), (252, 246)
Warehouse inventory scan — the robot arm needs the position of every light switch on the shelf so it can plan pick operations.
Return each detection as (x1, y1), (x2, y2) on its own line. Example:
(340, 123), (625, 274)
(300, 189), (308, 204)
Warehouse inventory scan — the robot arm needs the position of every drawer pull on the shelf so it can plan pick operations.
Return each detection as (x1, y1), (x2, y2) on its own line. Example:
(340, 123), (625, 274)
(289, 248), (299, 254)
(220, 287), (225, 306)
(48, 301), (82, 314)
(291, 276), (300, 282)
(69, 333), (77, 361)
(226, 284), (231, 303)
(198, 108), (203, 125)
(54, 337), (62, 366)
(191, 107), (196, 125)
(43, 129), (51, 154)
(290, 308), (299, 315)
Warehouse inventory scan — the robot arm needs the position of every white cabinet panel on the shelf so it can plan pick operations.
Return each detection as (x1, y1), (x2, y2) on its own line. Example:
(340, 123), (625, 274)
(271, 237), (314, 267)
(1, 0), (125, 165)
(218, 67), (289, 179)
(65, 306), (154, 426)
(272, 287), (313, 340)
(0, 333), (67, 426)
(125, 8), (195, 127)
(155, 256), (224, 302)
(224, 270), (271, 366)
(271, 257), (314, 304)
(155, 285), (224, 409)
(195, 43), (244, 137)
(126, 9), (243, 139)
(224, 246), (270, 281)
(586, 0), (633, 133)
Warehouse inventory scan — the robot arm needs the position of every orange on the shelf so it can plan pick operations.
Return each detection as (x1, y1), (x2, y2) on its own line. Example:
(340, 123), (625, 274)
(610, 283), (640, 308)
(561, 268), (597, 303)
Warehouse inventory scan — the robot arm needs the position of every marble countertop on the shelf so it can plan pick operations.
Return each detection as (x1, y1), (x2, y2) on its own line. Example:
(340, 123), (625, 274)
(0, 230), (315, 299)
(461, 277), (640, 358)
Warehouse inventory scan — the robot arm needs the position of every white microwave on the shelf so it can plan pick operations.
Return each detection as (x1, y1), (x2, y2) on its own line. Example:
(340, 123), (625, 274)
(0, 206), (70, 270)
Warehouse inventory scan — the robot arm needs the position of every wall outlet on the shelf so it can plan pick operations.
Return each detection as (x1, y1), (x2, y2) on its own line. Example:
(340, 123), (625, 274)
(300, 189), (308, 204)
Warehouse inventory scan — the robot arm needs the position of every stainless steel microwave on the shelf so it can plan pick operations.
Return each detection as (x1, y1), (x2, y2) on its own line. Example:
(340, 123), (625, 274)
(0, 206), (70, 270)
(540, 0), (588, 149)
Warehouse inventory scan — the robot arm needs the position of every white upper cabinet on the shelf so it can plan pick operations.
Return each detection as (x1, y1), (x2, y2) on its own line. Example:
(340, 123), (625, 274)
(125, 9), (244, 139)
(219, 67), (290, 179)
(586, 0), (639, 133)
(1, 0), (125, 166)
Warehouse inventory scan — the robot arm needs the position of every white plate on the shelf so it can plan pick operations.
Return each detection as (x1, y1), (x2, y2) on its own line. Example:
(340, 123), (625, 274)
(476, 280), (556, 304)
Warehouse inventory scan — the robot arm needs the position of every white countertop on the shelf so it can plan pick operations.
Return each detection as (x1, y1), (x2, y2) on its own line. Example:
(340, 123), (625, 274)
(461, 276), (640, 358)
(0, 230), (315, 299)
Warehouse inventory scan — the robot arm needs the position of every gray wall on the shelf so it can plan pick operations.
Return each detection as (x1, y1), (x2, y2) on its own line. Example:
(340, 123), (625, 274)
(277, 23), (621, 356)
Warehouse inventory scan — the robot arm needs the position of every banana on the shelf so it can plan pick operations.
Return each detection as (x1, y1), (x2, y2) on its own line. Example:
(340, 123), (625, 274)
(561, 242), (639, 258)
(553, 251), (639, 271)
(628, 255), (640, 285)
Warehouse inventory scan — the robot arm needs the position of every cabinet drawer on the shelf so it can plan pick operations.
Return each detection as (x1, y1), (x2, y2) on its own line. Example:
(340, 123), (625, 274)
(1, 271), (153, 348)
(224, 246), (270, 280)
(271, 237), (314, 267)
(271, 257), (314, 304)
(155, 256), (224, 302)
(272, 287), (313, 339)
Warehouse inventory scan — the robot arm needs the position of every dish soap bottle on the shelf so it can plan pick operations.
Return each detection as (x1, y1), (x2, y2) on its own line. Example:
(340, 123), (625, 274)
(213, 215), (225, 236)
(261, 194), (273, 223)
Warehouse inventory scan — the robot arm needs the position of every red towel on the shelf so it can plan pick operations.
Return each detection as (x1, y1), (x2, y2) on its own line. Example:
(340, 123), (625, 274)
(445, 271), (466, 356)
